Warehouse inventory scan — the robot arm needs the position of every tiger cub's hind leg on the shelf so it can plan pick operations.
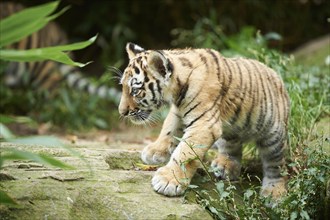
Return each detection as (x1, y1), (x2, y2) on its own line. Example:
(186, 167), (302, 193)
(257, 128), (287, 199)
(211, 138), (242, 180)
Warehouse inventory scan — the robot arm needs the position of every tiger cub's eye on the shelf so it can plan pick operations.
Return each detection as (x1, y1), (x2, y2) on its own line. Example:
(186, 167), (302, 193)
(131, 88), (140, 96)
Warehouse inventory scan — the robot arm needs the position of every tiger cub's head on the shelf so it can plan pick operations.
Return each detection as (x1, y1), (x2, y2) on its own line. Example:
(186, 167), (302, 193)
(118, 43), (173, 124)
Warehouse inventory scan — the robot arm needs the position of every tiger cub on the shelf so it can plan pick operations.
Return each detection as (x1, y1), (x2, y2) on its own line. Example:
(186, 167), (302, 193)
(119, 43), (290, 199)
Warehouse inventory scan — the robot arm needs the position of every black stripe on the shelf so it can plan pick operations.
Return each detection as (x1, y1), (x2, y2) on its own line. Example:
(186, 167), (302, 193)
(231, 105), (241, 124)
(242, 60), (256, 130)
(176, 85), (188, 106)
(176, 77), (182, 87)
(144, 72), (150, 82)
(211, 132), (216, 143)
(222, 59), (233, 97)
(148, 82), (156, 103)
(134, 67), (140, 74)
(185, 93), (221, 128)
(167, 59), (174, 73)
(264, 134), (284, 149)
(183, 102), (200, 117)
(206, 49), (220, 82)
(252, 61), (267, 131)
(182, 88), (201, 110)
(208, 110), (221, 129)
(142, 100), (149, 106)
(223, 133), (239, 141)
(230, 61), (244, 124)
(267, 151), (284, 163)
(179, 57), (193, 68)
(176, 84), (189, 107)
(175, 66), (196, 107)
(156, 79), (162, 94)
(264, 76), (277, 131)
(262, 128), (285, 148)
(185, 112), (207, 128)
(263, 70), (275, 130)
(199, 54), (209, 72)
(265, 166), (282, 179)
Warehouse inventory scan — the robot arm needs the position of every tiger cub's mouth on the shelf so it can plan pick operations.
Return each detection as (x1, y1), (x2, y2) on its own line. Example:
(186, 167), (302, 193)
(128, 109), (152, 125)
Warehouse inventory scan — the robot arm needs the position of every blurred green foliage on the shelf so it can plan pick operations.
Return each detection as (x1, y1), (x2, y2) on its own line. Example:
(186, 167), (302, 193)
(1, 0), (328, 131)
(14, 0), (330, 70)
(0, 1), (118, 130)
(0, 2), (93, 205)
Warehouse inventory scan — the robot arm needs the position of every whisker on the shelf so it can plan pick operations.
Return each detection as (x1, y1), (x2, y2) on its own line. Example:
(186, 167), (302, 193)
(108, 75), (122, 81)
(108, 66), (123, 78)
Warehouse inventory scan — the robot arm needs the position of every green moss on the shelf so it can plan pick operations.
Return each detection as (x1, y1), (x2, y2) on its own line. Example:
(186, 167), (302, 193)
(105, 150), (142, 170)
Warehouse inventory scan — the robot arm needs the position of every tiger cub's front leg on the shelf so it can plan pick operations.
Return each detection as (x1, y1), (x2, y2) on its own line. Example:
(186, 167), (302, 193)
(141, 105), (181, 164)
(152, 118), (222, 196)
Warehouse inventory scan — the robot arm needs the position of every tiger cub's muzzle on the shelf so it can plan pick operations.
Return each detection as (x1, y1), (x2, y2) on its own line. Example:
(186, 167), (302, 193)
(121, 108), (152, 124)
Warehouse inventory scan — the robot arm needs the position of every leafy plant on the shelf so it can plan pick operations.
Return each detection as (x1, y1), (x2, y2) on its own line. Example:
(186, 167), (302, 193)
(0, 1), (95, 205)
(0, 1), (120, 130)
(0, 1), (96, 67)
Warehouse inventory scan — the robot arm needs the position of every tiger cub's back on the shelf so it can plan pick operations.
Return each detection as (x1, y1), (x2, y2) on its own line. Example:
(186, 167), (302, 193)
(217, 56), (289, 140)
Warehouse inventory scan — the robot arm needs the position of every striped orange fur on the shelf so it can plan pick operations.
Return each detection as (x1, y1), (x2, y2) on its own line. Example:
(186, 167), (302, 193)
(119, 43), (290, 199)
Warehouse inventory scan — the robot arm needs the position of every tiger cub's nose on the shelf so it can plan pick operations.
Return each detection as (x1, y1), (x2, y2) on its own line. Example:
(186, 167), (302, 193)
(119, 107), (129, 116)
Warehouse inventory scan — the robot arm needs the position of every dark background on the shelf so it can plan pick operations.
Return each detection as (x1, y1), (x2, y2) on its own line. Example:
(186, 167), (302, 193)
(9, 0), (330, 74)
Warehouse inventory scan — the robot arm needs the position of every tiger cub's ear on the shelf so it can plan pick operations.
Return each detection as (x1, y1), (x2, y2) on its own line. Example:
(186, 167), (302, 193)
(126, 43), (145, 60)
(147, 51), (173, 80)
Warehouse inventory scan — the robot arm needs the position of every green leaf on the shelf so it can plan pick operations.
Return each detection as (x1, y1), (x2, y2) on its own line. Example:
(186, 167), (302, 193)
(173, 136), (184, 142)
(194, 144), (207, 148)
(0, 190), (17, 205)
(208, 206), (219, 215)
(0, 35), (97, 67)
(216, 181), (225, 194)
(0, 1), (69, 47)
(0, 123), (15, 139)
(39, 35), (98, 52)
(0, 1), (58, 32)
(290, 211), (298, 220)
(3, 135), (90, 172)
(0, 115), (37, 126)
(0, 148), (73, 169)
(244, 189), (254, 200)
(188, 184), (199, 189)
(221, 191), (230, 199)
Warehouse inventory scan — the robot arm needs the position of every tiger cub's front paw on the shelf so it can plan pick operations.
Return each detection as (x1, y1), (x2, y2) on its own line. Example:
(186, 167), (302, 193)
(211, 154), (241, 180)
(141, 142), (171, 165)
(152, 165), (189, 197)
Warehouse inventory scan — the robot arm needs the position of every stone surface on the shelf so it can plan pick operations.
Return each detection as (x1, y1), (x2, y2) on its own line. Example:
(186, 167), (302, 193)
(0, 134), (212, 220)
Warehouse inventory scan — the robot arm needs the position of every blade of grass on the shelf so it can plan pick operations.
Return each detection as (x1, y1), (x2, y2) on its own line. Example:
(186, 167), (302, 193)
(0, 35), (97, 67)
(0, 148), (73, 169)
